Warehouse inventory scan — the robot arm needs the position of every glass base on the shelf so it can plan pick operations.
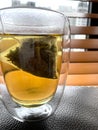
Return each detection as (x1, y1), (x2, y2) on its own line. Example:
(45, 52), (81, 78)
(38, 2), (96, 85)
(13, 104), (52, 122)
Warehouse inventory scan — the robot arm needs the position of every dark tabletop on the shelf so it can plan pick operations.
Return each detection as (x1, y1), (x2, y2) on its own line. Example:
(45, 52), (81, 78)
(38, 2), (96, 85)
(0, 86), (98, 130)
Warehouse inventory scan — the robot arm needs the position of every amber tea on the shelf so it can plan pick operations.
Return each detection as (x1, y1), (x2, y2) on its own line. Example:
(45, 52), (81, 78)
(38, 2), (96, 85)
(0, 34), (63, 107)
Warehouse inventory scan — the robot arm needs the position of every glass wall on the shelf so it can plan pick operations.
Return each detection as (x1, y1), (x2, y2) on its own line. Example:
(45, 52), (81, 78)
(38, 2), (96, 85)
(0, 0), (89, 30)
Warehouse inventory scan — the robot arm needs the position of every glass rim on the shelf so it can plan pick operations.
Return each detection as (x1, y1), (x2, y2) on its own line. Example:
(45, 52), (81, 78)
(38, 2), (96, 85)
(0, 6), (70, 35)
(0, 6), (66, 17)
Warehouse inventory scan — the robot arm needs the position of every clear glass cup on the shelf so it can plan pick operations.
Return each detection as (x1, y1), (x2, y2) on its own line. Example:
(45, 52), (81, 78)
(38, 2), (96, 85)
(0, 7), (70, 122)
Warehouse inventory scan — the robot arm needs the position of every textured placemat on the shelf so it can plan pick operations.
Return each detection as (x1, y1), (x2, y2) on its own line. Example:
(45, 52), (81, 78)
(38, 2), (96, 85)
(0, 86), (98, 130)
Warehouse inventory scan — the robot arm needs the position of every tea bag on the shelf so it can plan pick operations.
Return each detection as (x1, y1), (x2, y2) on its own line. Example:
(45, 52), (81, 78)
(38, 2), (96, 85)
(6, 36), (58, 78)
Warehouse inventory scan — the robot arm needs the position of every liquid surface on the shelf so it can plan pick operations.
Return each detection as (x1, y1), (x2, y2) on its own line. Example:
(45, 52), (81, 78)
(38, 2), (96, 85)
(0, 35), (62, 107)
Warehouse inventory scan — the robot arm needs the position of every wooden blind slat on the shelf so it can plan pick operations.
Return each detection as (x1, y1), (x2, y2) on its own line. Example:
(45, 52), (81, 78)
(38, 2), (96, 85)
(66, 74), (98, 86)
(66, 13), (98, 18)
(69, 63), (98, 74)
(71, 39), (98, 49)
(71, 26), (98, 35)
(70, 51), (98, 62)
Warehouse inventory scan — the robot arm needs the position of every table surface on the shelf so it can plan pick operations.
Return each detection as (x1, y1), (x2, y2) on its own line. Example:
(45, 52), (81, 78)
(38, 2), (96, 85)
(0, 86), (98, 130)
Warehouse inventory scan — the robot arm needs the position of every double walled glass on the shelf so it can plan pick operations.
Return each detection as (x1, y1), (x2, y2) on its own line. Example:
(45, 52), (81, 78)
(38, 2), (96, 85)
(0, 7), (70, 122)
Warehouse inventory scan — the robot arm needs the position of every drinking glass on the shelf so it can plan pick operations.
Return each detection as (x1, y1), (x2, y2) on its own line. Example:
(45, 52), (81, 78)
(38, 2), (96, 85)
(0, 7), (70, 122)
